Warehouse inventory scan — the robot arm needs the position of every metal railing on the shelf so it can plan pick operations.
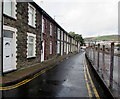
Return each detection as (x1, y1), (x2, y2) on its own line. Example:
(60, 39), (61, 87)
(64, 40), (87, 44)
(86, 43), (120, 97)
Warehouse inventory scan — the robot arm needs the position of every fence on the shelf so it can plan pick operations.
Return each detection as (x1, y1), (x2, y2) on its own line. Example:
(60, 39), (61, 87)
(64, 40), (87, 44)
(86, 43), (120, 97)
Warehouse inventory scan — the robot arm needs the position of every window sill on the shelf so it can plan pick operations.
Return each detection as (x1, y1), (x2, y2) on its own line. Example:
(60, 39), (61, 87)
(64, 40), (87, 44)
(43, 32), (46, 35)
(27, 56), (36, 59)
(3, 14), (17, 21)
(28, 24), (36, 29)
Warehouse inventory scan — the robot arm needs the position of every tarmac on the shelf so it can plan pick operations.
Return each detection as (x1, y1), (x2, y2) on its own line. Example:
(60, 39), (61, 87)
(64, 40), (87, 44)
(0, 53), (74, 87)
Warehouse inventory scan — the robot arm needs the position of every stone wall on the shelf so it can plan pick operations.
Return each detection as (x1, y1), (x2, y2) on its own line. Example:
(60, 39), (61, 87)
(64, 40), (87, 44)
(3, 2), (42, 69)
(3, 1), (79, 72)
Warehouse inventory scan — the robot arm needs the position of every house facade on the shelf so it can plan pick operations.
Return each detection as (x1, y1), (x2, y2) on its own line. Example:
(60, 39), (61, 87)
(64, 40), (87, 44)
(2, 1), (80, 73)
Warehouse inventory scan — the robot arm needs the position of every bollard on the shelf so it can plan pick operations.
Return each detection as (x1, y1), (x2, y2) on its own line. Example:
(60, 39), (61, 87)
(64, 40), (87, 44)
(97, 44), (100, 71)
(102, 45), (105, 78)
(109, 43), (114, 89)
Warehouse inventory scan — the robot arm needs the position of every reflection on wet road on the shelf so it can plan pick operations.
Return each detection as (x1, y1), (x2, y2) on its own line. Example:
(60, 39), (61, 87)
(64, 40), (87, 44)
(3, 52), (105, 98)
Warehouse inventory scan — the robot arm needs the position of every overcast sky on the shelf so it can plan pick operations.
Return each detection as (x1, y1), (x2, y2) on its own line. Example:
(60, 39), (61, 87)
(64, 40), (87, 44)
(34, 0), (119, 38)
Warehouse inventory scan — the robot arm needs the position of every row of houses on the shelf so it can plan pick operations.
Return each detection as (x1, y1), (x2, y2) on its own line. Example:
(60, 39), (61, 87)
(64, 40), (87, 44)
(3, 1), (80, 73)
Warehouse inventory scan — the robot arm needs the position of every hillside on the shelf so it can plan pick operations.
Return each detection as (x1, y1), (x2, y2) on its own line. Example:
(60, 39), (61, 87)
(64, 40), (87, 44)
(85, 35), (118, 41)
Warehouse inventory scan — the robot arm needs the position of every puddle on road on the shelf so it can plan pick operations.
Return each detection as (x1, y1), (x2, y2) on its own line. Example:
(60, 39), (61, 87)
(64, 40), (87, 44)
(62, 79), (73, 87)
(43, 79), (65, 85)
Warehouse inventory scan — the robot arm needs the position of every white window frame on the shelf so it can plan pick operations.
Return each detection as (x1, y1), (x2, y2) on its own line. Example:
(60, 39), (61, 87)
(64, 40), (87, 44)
(61, 42), (63, 55)
(50, 41), (52, 54)
(72, 38), (74, 44)
(3, 0), (17, 19)
(64, 43), (66, 53)
(50, 23), (52, 36)
(61, 31), (63, 41)
(27, 33), (36, 58)
(57, 28), (60, 40)
(28, 3), (36, 28)
(42, 17), (45, 33)
(67, 35), (69, 42)
(64, 33), (66, 41)
(57, 41), (60, 54)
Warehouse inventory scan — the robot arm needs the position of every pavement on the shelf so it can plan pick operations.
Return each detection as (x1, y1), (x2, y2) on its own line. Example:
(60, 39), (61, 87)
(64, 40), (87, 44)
(1, 53), (74, 86)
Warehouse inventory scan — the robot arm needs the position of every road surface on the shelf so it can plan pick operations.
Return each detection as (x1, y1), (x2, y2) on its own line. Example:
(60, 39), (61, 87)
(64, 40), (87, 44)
(2, 52), (106, 98)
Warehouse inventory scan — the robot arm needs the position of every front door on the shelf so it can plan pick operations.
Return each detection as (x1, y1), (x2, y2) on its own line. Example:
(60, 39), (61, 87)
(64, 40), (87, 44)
(41, 40), (45, 62)
(3, 30), (15, 72)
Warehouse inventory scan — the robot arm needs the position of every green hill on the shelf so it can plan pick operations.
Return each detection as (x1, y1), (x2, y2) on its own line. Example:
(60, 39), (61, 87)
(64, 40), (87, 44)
(85, 35), (119, 41)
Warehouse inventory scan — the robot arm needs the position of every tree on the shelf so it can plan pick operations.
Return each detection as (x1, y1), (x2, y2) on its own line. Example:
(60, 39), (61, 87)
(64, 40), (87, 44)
(69, 31), (84, 46)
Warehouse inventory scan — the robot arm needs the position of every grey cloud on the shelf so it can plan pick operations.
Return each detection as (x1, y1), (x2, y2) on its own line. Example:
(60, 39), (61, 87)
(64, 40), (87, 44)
(34, 0), (118, 37)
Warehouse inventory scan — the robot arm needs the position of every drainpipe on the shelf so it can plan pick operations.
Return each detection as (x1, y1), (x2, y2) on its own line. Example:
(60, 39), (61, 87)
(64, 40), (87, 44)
(0, 0), (3, 76)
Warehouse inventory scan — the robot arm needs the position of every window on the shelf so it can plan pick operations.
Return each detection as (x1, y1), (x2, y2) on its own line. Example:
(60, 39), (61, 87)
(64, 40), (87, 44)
(61, 31), (63, 41)
(27, 33), (36, 58)
(42, 17), (47, 34)
(50, 23), (52, 36)
(57, 28), (60, 40)
(3, 0), (16, 18)
(61, 42), (63, 55)
(28, 4), (36, 27)
(3, 30), (13, 38)
(69, 37), (70, 43)
(64, 34), (66, 41)
(64, 43), (66, 52)
(57, 41), (60, 54)
(69, 44), (71, 52)
(67, 35), (69, 42)
(50, 41), (52, 54)
(42, 18), (45, 33)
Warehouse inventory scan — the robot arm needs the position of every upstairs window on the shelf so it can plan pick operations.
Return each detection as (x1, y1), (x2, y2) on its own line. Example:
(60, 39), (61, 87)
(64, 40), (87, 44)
(42, 17), (47, 34)
(3, 0), (16, 19)
(57, 28), (60, 40)
(50, 23), (53, 36)
(61, 31), (63, 41)
(67, 35), (68, 42)
(64, 34), (66, 41)
(28, 4), (36, 27)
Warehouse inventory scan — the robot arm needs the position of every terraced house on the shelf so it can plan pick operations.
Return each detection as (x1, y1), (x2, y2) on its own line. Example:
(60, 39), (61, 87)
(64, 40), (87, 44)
(3, 0), (80, 73)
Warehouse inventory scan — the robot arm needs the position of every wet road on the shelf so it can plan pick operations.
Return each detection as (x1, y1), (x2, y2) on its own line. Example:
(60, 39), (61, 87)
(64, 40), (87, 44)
(3, 52), (106, 98)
